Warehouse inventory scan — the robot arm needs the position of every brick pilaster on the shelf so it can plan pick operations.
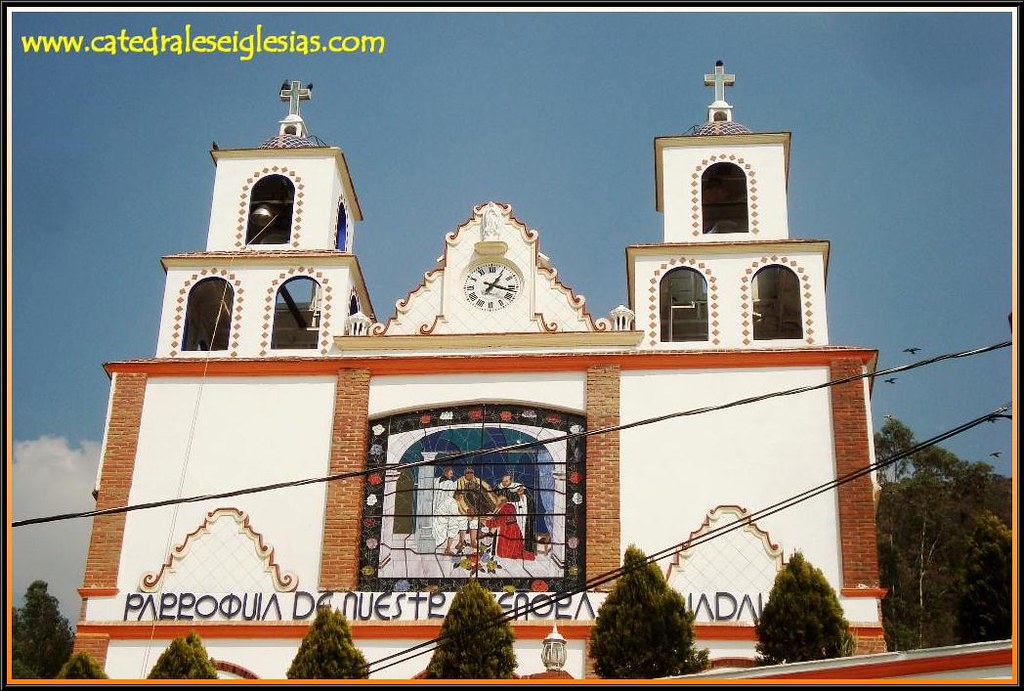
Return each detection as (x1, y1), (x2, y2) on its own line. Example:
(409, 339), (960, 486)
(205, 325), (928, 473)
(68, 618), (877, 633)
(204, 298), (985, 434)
(71, 633), (110, 668)
(585, 364), (621, 590)
(829, 358), (880, 590)
(319, 368), (371, 590)
(855, 632), (887, 655)
(80, 372), (147, 591)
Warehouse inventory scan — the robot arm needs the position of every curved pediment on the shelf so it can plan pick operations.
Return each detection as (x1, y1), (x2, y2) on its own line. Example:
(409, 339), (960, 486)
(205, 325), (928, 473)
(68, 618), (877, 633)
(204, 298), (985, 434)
(372, 202), (608, 337)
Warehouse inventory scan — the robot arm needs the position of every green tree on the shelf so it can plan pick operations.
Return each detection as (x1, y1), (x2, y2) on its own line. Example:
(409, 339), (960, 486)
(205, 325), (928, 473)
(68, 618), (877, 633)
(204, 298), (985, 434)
(755, 551), (851, 665)
(875, 416), (1008, 651)
(287, 606), (368, 679)
(57, 652), (109, 679)
(956, 512), (1011, 643)
(589, 545), (707, 678)
(146, 631), (218, 679)
(12, 580), (73, 678)
(424, 578), (516, 679)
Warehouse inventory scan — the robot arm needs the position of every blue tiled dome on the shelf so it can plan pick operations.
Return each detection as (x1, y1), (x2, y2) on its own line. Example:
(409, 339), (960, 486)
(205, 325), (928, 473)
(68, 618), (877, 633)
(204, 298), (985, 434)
(691, 121), (752, 136)
(257, 134), (327, 149)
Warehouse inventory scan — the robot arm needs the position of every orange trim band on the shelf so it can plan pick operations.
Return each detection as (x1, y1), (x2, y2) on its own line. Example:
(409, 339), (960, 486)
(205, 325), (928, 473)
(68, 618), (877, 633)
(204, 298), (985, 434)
(694, 624), (756, 640)
(79, 587), (120, 597)
(763, 648), (1011, 680)
(841, 587), (888, 598)
(105, 348), (877, 378)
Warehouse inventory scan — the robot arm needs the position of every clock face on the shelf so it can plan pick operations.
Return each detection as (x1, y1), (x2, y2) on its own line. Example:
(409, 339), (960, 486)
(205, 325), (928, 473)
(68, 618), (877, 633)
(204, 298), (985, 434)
(463, 263), (521, 311)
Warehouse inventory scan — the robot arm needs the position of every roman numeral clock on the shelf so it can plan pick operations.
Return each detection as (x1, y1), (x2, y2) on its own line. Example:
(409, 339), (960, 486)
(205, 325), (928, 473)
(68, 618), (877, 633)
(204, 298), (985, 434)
(462, 261), (522, 312)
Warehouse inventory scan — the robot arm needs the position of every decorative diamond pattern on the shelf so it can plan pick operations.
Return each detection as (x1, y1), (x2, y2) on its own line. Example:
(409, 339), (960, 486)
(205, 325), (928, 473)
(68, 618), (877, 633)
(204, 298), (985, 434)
(234, 168), (305, 249)
(690, 154), (759, 237)
(740, 256), (816, 345)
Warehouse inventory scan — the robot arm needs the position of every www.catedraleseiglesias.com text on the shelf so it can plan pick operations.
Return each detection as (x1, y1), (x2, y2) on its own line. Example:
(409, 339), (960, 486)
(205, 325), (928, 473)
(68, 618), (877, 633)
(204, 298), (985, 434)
(20, 24), (386, 61)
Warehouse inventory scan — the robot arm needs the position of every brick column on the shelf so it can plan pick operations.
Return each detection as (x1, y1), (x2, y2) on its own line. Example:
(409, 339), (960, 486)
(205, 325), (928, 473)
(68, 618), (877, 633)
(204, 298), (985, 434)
(319, 368), (371, 590)
(72, 633), (110, 668)
(81, 372), (147, 591)
(831, 358), (887, 656)
(583, 638), (598, 679)
(829, 358), (881, 590)
(585, 364), (621, 590)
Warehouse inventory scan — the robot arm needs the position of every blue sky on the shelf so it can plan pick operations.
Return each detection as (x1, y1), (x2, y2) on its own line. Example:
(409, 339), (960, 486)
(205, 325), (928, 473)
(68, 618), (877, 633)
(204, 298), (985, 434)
(8, 9), (1016, 623)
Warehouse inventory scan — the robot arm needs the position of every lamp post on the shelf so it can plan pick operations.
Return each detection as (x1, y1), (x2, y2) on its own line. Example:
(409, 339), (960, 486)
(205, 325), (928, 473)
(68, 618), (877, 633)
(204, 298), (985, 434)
(541, 625), (567, 672)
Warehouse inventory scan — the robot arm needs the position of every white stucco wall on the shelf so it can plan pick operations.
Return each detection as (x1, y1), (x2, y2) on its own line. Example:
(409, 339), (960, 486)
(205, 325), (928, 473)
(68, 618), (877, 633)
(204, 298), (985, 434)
(368, 371), (586, 417)
(619, 366), (843, 593)
(661, 141), (790, 243)
(85, 377), (336, 621)
(630, 246), (829, 350)
(206, 154), (349, 252)
(155, 262), (355, 358)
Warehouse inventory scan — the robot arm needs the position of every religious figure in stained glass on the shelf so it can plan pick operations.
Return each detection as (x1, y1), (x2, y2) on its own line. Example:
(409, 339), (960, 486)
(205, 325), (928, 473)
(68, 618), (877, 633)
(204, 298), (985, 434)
(358, 404), (586, 592)
(431, 467), (462, 555)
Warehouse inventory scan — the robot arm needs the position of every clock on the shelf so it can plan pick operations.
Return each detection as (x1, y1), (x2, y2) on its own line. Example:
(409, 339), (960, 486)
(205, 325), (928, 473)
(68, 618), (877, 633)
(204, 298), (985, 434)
(463, 262), (521, 311)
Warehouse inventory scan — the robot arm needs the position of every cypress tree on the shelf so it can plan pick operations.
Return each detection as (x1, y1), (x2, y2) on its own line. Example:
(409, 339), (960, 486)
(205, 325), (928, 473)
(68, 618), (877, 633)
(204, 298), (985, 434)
(287, 606), (368, 679)
(755, 551), (851, 664)
(423, 578), (517, 679)
(589, 545), (707, 678)
(56, 652), (109, 679)
(957, 512), (1011, 643)
(12, 580), (73, 678)
(147, 631), (218, 679)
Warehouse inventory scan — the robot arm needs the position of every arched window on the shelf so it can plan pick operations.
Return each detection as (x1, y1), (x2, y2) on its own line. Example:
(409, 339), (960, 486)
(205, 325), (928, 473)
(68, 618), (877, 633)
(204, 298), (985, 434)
(182, 278), (233, 352)
(660, 267), (709, 342)
(348, 292), (360, 316)
(701, 162), (748, 234)
(246, 175), (295, 245)
(752, 265), (802, 340)
(271, 276), (321, 349)
(336, 200), (348, 252)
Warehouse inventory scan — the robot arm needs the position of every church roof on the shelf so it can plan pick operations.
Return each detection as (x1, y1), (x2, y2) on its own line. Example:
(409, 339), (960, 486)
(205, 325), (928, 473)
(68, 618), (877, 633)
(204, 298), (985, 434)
(257, 133), (329, 149)
(690, 120), (753, 136)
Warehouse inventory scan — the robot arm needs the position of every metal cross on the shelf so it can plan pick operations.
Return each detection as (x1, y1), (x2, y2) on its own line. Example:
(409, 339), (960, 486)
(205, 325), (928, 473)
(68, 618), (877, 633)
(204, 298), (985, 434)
(280, 80), (312, 117)
(704, 61), (735, 103)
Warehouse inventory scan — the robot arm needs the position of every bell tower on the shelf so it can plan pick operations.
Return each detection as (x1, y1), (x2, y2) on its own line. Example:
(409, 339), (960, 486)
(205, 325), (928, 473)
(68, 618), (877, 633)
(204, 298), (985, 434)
(629, 61), (829, 350)
(153, 80), (374, 359)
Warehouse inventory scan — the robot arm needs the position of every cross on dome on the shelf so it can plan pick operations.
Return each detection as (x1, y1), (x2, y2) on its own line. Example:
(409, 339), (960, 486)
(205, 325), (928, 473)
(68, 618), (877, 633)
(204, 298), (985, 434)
(274, 79), (313, 139)
(704, 60), (735, 105)
(280, 79), (312, 117)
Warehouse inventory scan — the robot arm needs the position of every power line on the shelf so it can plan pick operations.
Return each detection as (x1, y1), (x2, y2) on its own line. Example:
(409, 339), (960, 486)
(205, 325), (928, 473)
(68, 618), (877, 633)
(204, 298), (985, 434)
(11, 339), (1009, 528)
(362, 404), (1010, 676)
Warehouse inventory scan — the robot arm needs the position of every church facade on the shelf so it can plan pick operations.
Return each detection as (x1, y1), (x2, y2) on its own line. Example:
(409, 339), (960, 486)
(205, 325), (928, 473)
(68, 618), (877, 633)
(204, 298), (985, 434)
(73, 68), (885, 679)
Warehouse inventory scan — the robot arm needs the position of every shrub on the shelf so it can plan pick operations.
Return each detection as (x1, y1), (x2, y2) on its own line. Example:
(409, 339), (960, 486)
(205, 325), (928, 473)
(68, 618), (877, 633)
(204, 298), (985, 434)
(146, 631), (218, 679)
(57, 652), (108, 679)
(589, 545), (707, 678)
(424, 579), (516, 678)
(287, 606), (368, 679)
(755, 551), (851, 664)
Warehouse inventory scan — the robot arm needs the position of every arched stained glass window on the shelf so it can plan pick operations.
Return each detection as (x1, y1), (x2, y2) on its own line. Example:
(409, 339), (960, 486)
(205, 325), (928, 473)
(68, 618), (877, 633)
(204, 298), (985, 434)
(358, 404), (586, 593)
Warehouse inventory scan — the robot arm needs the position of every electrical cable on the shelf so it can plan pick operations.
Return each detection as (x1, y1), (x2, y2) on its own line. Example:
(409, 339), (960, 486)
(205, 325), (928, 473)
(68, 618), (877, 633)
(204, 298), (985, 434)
(11, 339), (1010, 528)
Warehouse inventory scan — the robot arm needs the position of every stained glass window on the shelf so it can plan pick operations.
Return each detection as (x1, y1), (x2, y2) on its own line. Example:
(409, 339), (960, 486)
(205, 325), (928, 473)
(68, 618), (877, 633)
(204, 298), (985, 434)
(358, 404), (586, 593)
